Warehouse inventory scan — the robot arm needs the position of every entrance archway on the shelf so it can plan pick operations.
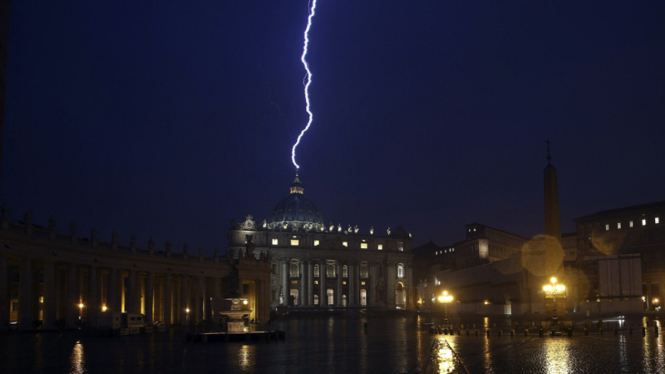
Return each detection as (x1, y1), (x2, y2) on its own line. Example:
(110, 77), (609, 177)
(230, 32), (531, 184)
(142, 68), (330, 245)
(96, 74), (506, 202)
(395, 282), (406, 309)
(327, 289), (334, 306)
(289, 289), (299, 306)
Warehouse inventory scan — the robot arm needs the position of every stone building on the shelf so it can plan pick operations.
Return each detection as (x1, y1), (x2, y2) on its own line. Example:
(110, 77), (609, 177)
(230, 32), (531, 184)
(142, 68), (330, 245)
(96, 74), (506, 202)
(574, 200), (665, 311)
(0, 207), (271, 331)
(227, 174), (415, 310)
(415, 150), (646, 317)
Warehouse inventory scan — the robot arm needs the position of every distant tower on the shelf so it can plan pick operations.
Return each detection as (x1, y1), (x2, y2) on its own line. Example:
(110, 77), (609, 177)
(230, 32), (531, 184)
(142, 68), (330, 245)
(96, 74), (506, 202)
(543, 140), (562, 242)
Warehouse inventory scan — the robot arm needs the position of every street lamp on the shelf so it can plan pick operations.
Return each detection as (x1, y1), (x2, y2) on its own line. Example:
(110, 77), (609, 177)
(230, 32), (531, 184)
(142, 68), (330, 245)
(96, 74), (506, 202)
(438, 291), (453, 327)
(543, 277), (565, 325)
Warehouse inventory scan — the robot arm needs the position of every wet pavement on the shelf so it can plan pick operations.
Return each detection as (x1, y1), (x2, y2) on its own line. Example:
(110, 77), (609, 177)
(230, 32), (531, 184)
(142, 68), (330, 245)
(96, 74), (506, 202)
(0, 315), (435, 374)
(1, 314), (664, 373)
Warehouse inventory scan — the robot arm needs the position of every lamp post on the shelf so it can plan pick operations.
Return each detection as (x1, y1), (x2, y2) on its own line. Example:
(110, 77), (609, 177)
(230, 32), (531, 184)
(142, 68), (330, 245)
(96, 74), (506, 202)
(438, 291), (453, 327)
(543, 277), (565, 326)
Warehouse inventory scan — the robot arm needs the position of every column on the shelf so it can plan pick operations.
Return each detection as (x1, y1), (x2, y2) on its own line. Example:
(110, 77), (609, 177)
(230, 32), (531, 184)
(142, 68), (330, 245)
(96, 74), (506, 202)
(108, 268), (117, 312)
(300, 261), (306, 306)
(349, 262), (356, 307)
(66, 264), (78, 329)
(196, 276), (204, 324)
(145, 272), (154, 324)
(307, 261), (314, 307)
(126, 269), (135, 313)
(336, 263), (343, 306)
(386, 262), (395, 308)
(88, 266), (98, 325)
(0, 256), (6, 330)
(180, 276), (189, 324)
(18, 257), (33, 330)
(281, 260), (288, 305)
(319, 261), (325, 306)
(370, 263), (378, 305)
(163, 275), (172, 326)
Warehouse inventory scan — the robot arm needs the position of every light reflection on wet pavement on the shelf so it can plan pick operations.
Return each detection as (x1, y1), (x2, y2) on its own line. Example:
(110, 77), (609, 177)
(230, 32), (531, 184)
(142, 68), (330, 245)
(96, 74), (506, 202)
(1, 315), (665, 373)
(0, 316), (435, 374)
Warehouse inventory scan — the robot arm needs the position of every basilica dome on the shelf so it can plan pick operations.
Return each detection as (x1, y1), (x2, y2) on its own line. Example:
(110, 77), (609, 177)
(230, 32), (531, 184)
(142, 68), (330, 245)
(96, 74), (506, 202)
(267, 174), (324, 231)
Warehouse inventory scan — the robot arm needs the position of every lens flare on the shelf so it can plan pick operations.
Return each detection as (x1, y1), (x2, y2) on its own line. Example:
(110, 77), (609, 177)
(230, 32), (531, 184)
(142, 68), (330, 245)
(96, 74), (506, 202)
(291, 0), (318, 170)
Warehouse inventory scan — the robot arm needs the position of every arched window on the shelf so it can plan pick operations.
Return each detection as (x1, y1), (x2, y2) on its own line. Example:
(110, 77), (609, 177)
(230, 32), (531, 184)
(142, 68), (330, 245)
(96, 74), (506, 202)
(290, 262), (300, 277)
(314, 264), (320, 278)
(397, 263), (405, 279)
(360, 263), (368, 278)
(327, 263), (336, 277)
(342, 265), (348, 278)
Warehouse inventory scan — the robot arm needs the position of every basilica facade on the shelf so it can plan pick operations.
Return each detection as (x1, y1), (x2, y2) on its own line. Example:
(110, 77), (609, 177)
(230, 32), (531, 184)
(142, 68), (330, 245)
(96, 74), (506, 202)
(227, 174), (415, 310)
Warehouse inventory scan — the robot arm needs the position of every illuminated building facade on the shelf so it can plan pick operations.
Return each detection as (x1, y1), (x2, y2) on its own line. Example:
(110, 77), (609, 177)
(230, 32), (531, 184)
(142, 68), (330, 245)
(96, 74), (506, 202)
(227, 175), (415, 310)
(0, 208), (271, 331)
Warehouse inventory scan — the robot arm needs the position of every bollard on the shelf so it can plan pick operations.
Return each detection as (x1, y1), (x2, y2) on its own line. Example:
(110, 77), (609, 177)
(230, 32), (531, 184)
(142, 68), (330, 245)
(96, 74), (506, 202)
(584, 328), (589, 336)
(524, 329), (529, 337)
(510, 329), (515, 337)
(642, 327), (646, 336)
(539, 329), (544, 337)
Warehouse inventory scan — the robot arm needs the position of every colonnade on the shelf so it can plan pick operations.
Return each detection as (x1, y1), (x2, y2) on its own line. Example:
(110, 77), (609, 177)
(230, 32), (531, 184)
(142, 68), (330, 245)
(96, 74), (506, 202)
(278, 258), (412, 309)
(0, 255), (233, 331)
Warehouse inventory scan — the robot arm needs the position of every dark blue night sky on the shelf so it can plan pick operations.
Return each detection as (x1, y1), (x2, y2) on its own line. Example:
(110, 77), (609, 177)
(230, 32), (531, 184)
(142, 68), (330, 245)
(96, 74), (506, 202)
(3, 1), (665, 253)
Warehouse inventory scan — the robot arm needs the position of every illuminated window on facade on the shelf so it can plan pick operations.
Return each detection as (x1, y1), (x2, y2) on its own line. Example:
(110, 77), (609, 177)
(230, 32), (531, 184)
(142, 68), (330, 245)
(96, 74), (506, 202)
(342, 265), (348, 278)
(630, 220), (634, 228)
(605, 224), (610, 231)
(617, 222), (622, 229)
(642, 219), (647, 226)
(343, 281), (347, 285)
(360, 264), (368, 278)
(314, 280), (319, 285)
(291, 239), (299, 246)
(314, 264), (320, 277)
(397, 242), (404, 251)
(360, 243), (368, 249)
(272, 238), (278, 245)
(314, 294), (319, 305)
(656, 217), (660, 224)
(377, 244), (383, 250)
(314, 240), (320, 246)
(361, 281), (366, 286)
(397, 264), (405, 279)
(327, 264), (336, 277)
(290, 263), (300, 277)
(342, 242), (348, 247)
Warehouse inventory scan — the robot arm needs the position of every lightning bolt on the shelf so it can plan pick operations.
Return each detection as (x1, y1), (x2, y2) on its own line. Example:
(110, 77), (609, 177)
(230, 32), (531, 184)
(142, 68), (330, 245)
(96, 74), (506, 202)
(291, 0), (318, 170)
